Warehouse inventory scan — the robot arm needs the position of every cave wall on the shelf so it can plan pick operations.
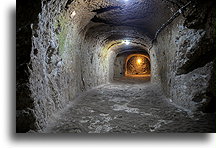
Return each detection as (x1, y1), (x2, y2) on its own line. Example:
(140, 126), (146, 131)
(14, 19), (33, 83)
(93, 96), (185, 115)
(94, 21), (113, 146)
(28, 0), (87, 131)
(153, 0), (216, 112)
(149, 47), (160, 84)
(114, 54), (126, 78)
(16, 0), (41, 133)
(80, 33), (111, 90)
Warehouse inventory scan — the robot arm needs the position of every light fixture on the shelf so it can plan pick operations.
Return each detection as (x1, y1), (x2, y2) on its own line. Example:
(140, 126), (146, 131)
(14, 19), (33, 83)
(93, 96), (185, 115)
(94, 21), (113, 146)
(123, 40), (130, 45)
(137, 58), (142, 64)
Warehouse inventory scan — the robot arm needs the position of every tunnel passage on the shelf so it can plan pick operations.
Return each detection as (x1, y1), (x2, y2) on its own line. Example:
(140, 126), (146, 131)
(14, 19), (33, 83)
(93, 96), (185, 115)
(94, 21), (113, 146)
(125, 54), (150, 77)
(113, 48), (151, 81)
(16, 0), (216, 132)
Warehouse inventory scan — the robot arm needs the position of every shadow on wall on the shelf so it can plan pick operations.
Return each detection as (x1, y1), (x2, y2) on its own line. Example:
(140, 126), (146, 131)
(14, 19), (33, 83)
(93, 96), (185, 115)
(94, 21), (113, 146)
(16, 0), (42, 133)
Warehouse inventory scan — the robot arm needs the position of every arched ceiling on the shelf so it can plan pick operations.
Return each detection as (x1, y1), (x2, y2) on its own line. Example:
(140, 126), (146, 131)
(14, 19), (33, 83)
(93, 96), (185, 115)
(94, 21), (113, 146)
(63, 0), (185, 55)
(68, 0), (177, 38)
(89, 0), (173, 38)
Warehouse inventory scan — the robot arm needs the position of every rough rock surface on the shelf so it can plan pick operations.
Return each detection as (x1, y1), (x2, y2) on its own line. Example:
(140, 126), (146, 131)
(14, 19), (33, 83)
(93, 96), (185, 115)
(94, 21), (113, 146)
(153, 0), (215, 112)
(16, 0), (41, 132)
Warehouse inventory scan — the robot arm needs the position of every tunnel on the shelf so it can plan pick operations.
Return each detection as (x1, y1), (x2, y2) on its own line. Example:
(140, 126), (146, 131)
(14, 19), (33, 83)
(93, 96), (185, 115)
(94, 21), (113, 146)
(125, 53), (150, 77)
(17, 0), (216, 133)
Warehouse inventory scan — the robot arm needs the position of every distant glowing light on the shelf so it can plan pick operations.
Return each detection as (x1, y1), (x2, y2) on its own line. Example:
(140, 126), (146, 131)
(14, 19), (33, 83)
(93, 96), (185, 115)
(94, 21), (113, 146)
(137, 58), (142, 64)
(123, 40), (130, 45)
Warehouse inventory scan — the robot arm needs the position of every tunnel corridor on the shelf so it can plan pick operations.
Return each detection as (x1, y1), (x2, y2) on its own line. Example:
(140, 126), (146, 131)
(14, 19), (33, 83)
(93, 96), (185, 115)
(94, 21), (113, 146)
(16, 0), (216, 133)
(125, 54), (151, 77)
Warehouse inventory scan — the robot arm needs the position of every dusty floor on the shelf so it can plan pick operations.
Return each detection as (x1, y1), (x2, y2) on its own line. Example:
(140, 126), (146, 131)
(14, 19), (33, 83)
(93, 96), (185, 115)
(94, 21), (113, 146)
(43, 77), (215, 133)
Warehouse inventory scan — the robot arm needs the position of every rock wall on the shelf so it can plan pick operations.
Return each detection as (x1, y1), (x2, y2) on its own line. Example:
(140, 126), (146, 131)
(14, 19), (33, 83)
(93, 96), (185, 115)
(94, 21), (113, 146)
(114, 54), (126, 78)
(153, 0), (215, 112)
(80, 32), (112, 90)
(28, 0), (86, 131)
(16, 0), (41, 133)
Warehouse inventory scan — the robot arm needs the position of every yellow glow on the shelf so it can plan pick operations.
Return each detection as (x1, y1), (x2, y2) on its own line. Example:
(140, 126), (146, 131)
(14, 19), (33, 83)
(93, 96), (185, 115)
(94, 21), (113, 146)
(125, 54), (151, 77)
(137, 58), (142, 64)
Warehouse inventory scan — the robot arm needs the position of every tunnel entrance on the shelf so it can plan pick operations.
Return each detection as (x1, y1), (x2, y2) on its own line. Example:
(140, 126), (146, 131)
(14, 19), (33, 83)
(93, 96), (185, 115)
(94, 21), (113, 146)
(125, 54), (150, 77)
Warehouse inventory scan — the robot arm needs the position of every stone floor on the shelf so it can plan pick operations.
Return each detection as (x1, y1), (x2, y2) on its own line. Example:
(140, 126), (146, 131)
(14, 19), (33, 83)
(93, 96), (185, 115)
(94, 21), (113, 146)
(43, 77), (215, 133)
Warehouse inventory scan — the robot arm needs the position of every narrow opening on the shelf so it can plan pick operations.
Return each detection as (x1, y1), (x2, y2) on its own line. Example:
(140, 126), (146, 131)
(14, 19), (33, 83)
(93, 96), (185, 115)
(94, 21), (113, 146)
(125, 54), (151, 77)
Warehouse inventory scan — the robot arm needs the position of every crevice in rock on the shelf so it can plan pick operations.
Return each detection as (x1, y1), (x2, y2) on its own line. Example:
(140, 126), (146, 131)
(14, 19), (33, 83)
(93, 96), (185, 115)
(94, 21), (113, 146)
(184, 2), (214, 29)
(16, 0), (42, 133)
(65, 0), (73, 9)
(92, 6), (122, 14)
(198, 92), (216, 113)
(91, 15), (118, 25)
(203, 59), (216, 113)
(162, 0), (183, 9)
(90, 16), (150, 34)
(176, 46), (215, 75)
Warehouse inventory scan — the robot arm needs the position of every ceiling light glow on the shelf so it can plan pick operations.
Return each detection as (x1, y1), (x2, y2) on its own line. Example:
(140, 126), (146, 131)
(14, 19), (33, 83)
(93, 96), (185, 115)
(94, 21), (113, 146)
(123, 40), (130, 45)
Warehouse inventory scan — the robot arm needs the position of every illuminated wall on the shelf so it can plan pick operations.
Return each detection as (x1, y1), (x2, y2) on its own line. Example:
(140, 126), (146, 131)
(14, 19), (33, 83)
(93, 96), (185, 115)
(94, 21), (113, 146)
(125, 54), (150, 77)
